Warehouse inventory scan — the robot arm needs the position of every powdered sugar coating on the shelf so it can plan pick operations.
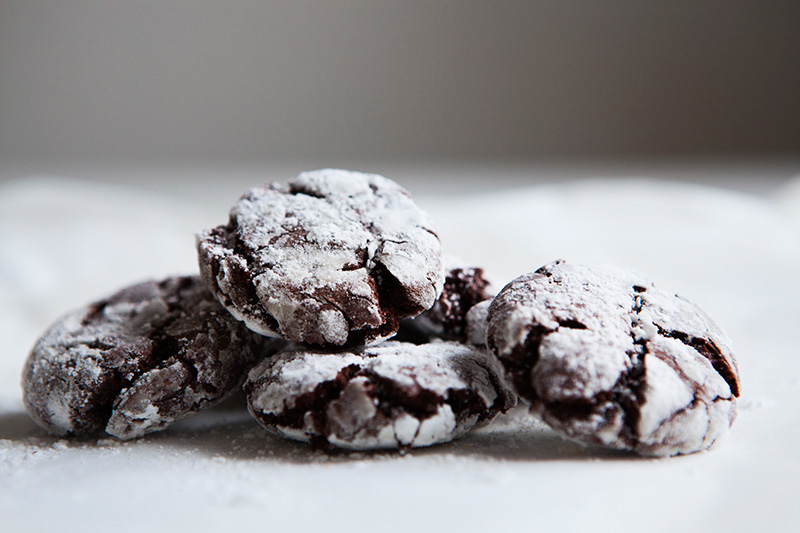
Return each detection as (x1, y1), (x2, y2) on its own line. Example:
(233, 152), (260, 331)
(22, 277), (275, 440)
(244, 341), (516, 450)
(487, 260), (740, 456)
(197, 169), (444, 348)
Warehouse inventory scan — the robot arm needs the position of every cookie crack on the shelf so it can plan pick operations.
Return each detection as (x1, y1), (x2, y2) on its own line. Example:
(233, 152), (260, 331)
(445, 387), (491, 424)
(217, 257), (280, 334)
(287, 182), (325, 199)
(341, 247), (369, 271)
(370, 261), (420, 317)
(362, 369), (443, 423)
(379, 238), (410, 246)
(72, 336), (152, 434)
(253, 363), (451, 452)
(656, 327), (740, 397)
(470, 357), (515, 416)
(104, 323), (205, 432)
(82, 302), (109, 325)
(305, 293), (362, 346)
(252, 364), (362, 452)
(55, 363), (125, 436)
(493, 323), (551, 403)
(305, 291), (389, 348)
(171, 343), (218, 397)
(534, 260), (563, 277)
(416, 225), (439, 239)
(557, 318), (587, 330)
(640, 395), (705, 454)
(72, 338), (116, 354)
(607, 285), (651, 447)
(309, 293), (349, 323)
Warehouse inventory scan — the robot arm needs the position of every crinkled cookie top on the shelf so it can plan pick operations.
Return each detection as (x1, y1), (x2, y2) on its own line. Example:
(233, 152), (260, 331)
(244, 340), (516, 450)
(487, 260), (739, 456)
(21, 276), (271, 440)
(197, 169), (444, 347)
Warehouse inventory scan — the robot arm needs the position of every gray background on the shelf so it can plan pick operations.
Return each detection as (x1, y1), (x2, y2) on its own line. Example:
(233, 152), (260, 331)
(1, 1), (799, 164)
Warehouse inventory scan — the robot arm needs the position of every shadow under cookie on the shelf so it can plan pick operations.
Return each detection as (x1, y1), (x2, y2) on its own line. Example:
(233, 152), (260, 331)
(149, 401), (641, 464)
(0, 410), (53, 442)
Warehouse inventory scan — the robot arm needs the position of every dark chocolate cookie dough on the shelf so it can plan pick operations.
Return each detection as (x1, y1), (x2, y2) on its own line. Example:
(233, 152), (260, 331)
(244, 341), (516, 451)
(487, 260), (740, 456)
(396, 266), (492, 345)
(196, 169), (445, 348)
(22, 276), (278, 439)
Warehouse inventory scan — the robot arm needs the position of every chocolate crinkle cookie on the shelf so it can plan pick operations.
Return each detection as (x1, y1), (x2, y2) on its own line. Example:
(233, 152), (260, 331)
(487, 260), (740, 457)
(465, 299), (493, 347)
(196, 169), (445, 348)
(396, 266), (492, 345)
(244, 341), (516, 451)
(22, 276), (279, 440)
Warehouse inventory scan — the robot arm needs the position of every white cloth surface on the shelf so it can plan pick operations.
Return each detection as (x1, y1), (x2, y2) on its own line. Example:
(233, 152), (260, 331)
(1, 173), (799, 532)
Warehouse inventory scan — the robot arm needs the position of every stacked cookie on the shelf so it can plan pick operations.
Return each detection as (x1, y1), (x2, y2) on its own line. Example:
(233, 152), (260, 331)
(21, 169), (740, 456)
